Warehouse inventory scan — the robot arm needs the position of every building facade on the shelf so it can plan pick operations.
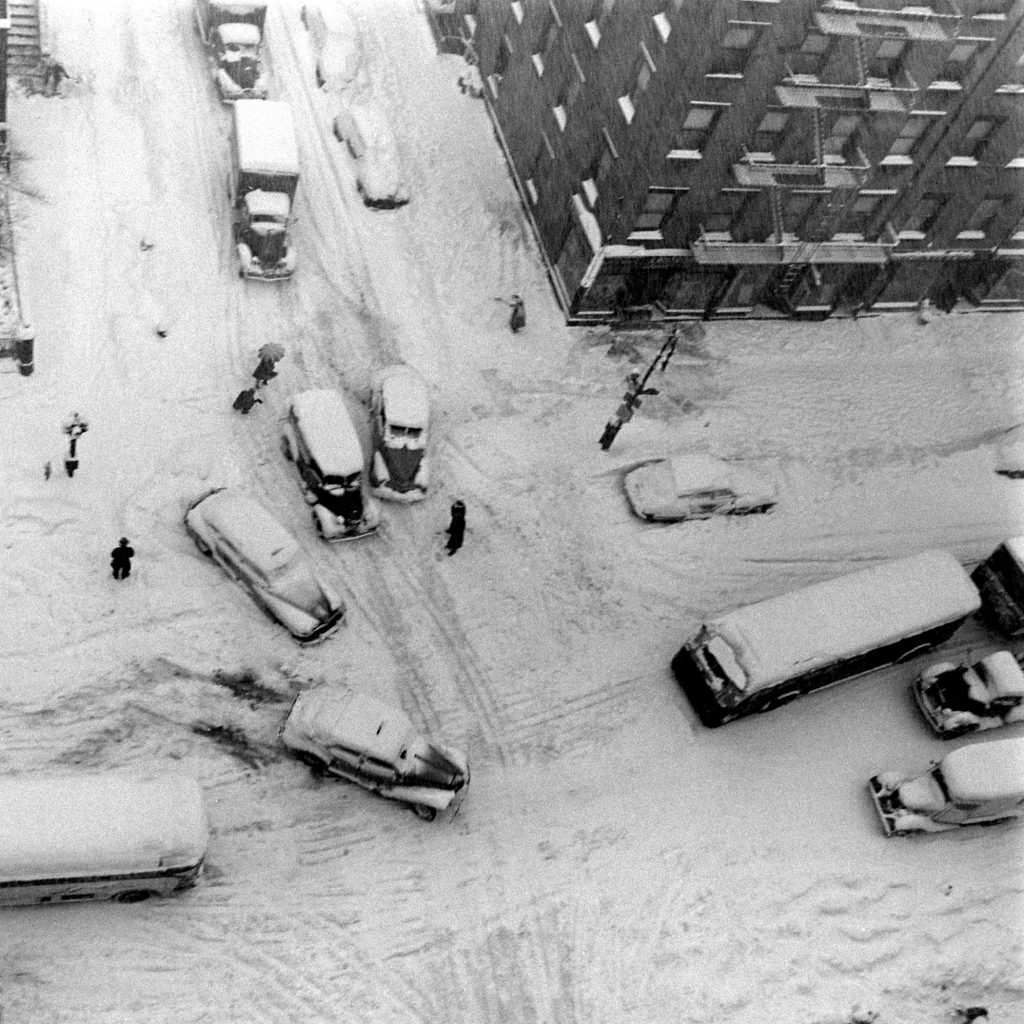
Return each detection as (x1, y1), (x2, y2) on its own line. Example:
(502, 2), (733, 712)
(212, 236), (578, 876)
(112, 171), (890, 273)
(438, 0), (1024, 322)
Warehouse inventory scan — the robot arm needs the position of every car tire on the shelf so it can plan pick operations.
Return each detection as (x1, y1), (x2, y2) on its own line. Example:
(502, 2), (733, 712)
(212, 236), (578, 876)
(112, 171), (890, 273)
(411, 803), (437, 822)
(114, 889), (155, 903)
(193, 536), (212, 557)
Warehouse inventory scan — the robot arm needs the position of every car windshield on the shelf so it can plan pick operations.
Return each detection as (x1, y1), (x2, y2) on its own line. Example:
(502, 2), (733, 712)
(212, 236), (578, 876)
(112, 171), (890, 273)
(323, 472), (360, 489)
(388, 425), (421, 439)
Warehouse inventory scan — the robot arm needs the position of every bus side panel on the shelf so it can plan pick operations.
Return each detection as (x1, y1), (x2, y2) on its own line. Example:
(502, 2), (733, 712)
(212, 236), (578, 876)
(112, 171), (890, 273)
(972, 563), (1024, 638)
(0, 862), (203, 908)
(670, 646), (730, 727)
(674, 614), (970, 726)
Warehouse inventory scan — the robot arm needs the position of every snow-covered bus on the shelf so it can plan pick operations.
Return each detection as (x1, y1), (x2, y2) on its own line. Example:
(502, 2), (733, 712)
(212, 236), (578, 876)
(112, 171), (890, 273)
(671, 550), (982, 727)
(0, 772), (209, 907)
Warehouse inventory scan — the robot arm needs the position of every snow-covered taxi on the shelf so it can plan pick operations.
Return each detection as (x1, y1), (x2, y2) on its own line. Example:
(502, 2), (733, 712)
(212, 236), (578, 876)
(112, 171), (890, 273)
(869, 736), (1024, 836)
(279, 684), (469, 820)
(184, 487), (345, 643)
(369, 364), (430, 502)
(914, 650), (1024, 738)
(623, 453), (776, 522)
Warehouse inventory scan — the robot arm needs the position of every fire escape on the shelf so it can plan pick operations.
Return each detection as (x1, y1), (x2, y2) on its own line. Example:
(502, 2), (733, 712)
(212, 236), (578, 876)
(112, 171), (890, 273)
(692, 0), (964, 315)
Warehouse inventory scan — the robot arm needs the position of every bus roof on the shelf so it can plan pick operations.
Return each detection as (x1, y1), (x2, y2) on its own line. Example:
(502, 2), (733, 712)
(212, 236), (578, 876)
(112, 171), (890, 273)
(0, 772), (209, 880)
(940, 736), (1024, 804)
(708, 550), (981, 693)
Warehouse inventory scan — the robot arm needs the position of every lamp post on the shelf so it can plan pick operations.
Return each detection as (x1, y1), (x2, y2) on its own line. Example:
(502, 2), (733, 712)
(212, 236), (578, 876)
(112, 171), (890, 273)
(62, 412), (89, 477)
(599, 324), (703, 451)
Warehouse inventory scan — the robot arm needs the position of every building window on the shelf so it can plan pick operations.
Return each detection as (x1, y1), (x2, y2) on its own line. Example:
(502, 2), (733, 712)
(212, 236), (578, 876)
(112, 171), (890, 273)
(849, 193), (881, 234)
(709, 22), (759, 76)
(884, 114), (930, 161)
(632, 188), (681, 234)
(673, 103), (723, 153)
(702, 188), (757, 236)
(900, 193), (946, 235)
(793, 30), (830, 76)
(533, 6), (561, 76)
(618, 46), (654, 124)
(584, 0), (615, 47)
(821, 115), (860, 159)
(868, 37), (907, 80)
(957, 197), (1004, 238)
(960, 117), (998, 159)
(495, 37), (511, 79)
(937, 40), (980, 86)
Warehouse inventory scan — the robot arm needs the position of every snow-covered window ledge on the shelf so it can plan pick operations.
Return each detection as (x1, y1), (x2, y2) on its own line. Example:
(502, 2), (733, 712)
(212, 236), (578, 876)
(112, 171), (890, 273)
(532, 53), (544, 77)
(571, 193), (602, 253)
(552, 105), (567, 132)
(487, 75), (501, 99)
(525, 178), (539, 205)
(627, 230), (664, 243)
(1006, 157), (1024, 168)
(618, 95), (636, 124)
(897, 230), (926, 241)
(653, 12), (671, 43)
(946, 155), (979, 167)
(667, 149), (702, 161)
(511, 1), (525, 25)
(581, 178), (598, 207)
(880, 155), (914, 167)
(956, 230), (987, 240)
(928, 80), (963, 92)
(584, 20), (600, 47)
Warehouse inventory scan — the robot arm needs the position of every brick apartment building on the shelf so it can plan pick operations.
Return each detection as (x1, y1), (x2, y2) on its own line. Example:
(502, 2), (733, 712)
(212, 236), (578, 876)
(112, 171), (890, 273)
(429, 0), (1024, 323)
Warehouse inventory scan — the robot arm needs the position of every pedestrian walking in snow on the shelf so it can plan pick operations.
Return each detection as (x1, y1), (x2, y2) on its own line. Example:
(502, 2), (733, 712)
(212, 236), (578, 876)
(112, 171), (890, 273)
(42, 55), (68, 97)
(508, 295), (526, 333)
(445, 500), (466, 556)
(253, 356), (278, 388)
(44, 461), (52, 481)
(110, 538), (134, 580)
(233, 387), (262, 414)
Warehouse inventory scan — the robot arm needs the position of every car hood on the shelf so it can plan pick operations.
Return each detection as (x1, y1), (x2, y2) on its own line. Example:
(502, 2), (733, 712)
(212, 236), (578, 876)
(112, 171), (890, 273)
(265, 565), (336, 618)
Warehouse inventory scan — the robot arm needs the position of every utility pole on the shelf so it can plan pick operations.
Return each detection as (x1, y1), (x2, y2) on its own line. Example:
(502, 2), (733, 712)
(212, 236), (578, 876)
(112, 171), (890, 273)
(599, 323), (703, 451)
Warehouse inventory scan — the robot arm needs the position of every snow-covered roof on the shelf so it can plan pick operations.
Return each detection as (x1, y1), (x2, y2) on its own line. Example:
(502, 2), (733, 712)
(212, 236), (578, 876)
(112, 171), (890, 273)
(379, 365), (429, 428)
(233, 100), (299, 177)
(287, 685), (416, 764)
(291, 389), (365, 477)
(709, 550), (981, 692)
(0, 773), (208, 879)
(216, 22), (261, 47)
(940, 737), (1024, 804)
(196, 488), (300, 573)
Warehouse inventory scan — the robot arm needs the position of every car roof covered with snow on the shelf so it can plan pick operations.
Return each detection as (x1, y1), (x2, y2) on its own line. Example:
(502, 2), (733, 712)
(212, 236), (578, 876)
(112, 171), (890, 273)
(285, 685), (417, 764)
(216, 22), (261, 47)
(663, 454), (773, 496)
(233, 100), (299, 176)
(940, 736), (1024, 803)
(0, 772), (208, 878)
(291, 389), (364, 477)
(707, 550), (981, 693)
(379, 365), (429, 428)
(191, 488), (301, 573)
(245, 189), (291, 218)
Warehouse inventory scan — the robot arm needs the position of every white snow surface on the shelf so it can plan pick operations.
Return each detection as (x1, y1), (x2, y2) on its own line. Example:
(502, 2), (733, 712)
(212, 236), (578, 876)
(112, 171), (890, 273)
(1, 2), (1023, 1023)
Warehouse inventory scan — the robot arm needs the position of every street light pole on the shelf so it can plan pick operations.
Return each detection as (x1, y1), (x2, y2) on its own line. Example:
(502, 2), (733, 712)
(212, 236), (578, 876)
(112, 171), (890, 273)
(599, 323), (703, 451)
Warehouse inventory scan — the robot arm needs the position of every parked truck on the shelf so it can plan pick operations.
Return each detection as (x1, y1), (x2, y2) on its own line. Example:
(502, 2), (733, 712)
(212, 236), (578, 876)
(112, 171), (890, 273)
(229, 100), (299, 280)
(196, 0), (269, 101)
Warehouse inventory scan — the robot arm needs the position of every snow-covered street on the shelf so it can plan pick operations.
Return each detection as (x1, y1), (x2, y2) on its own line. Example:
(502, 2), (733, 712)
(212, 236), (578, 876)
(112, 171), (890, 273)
(1, 2), (1022, 1022)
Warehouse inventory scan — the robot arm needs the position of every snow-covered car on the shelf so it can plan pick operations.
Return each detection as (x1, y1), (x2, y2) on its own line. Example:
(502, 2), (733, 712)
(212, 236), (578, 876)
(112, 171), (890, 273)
(332, 101), (410, 209)
(623, 454), (776, 522)
(369, 364), (430, 502)
(281, 389), (382, 540)
(869, 736), (1024, 836)
(184, 487), (345, 643)
(991, 424), (1024, 478)
(279, 684), (469, 820)
(301, 2), (364, 93)
(913, 650), (1024, 738)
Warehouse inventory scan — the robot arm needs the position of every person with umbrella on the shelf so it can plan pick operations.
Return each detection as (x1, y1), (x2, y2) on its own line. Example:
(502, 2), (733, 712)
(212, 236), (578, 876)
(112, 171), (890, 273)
(253, 343), (285, 389)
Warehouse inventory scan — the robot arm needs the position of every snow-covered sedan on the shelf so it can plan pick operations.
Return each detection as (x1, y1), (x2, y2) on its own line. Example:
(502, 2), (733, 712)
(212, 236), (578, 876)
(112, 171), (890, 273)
(332, 100), (410, 210)
(913, 650), (1024, 738)
(280, 684), (469, 820)
(623, 454), (776, 522)
(184, 487), (345, 643)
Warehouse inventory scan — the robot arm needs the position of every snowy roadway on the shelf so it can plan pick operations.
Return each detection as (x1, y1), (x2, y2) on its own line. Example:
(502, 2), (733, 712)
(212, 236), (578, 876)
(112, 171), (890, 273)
(0, 2), (1022, 1023)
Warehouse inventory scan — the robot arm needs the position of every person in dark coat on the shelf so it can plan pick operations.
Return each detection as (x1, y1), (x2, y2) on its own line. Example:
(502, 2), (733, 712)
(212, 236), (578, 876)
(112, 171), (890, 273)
(509, 295), (526, 333)
(110, 538), (134, 580)
(445, 500), (466, 556)
(233, 387), (262, 414)
(253, 356), (278, 387)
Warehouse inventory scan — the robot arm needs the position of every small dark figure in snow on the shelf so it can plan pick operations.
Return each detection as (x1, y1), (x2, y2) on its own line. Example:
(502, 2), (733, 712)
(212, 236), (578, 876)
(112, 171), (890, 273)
(253, 356), (278, 388)
(445, 500), (466, 556)
(44, 461), (52, 481)
(42, 55), (68, 97)
(110, 537), (134, 580)
(956, 1009), (989, 1023)
(508, 295), (526, 334)
(233, 387), (262, 414)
